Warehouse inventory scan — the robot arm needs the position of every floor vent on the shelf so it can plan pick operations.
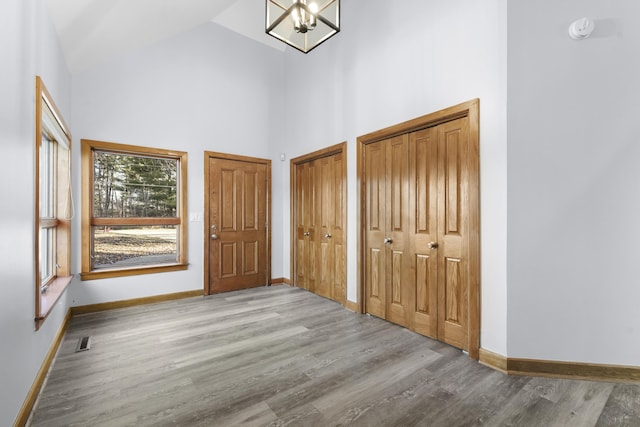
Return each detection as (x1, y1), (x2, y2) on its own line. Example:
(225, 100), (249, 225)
(76, 336), (91, 352)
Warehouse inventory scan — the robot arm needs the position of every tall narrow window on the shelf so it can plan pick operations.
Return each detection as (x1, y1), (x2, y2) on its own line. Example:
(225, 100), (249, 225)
(81, 140), (188, 280)
(35, 76), (73, 328)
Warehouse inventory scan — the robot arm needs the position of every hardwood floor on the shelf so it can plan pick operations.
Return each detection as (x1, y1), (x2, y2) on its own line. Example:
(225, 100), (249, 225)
(29, 285), (640, 426)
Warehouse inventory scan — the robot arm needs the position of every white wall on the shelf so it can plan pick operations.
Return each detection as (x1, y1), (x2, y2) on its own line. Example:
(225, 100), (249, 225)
(507, 0), (640, 365)
(0, 0), (72, 424)
(69, 23), (285, 306)
(273, 0), (509, 355)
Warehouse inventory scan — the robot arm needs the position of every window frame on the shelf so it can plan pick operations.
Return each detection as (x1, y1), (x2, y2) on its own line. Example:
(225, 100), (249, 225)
(80, 139), (188, 280)
(35, 76), (73, 329)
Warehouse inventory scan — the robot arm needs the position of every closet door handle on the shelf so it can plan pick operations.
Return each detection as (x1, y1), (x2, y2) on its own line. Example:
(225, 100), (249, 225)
(427, 242), (438, 249)
(303, 231), (310, 237)
(383, 237), (393, 245)
(324, 233), (332, 239)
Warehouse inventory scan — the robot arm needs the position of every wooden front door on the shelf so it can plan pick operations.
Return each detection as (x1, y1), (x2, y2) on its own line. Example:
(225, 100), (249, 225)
(206, 154), (270, 294)
(291, 143), (347, 305)
(360, 100), (480, 358)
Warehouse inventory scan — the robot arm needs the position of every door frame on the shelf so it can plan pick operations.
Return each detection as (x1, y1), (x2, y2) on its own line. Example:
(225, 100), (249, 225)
(357, 99), (480, 359)
(289, 142), (347, 303)
(203, 151), (272, 295)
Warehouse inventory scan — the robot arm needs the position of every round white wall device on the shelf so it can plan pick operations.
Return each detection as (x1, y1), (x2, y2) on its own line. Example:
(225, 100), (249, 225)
(569, 17), (595, 40)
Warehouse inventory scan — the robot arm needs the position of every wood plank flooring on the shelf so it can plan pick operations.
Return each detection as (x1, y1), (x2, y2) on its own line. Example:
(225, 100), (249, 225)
(28, 285), (640, 426)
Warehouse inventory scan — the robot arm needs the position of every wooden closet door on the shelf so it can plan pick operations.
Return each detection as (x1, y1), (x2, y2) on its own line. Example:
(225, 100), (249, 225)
(295, 161), (316, 291)
(408, 118), (470, 350)
(315, 155), (333, 299)
(364, 136), (411, 328)
(385, 135), (411, 328)
(410, 127), (439, 338)
(330, 152), (346, 303)
(293, 148), (346, 304)
(359, 100), (479, 357)
(364, 140), (387, 319)
(437, 117), (470, 350)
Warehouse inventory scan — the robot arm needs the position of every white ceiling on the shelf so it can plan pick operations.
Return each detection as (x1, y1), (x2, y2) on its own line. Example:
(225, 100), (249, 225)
(45, 0), (286, 73)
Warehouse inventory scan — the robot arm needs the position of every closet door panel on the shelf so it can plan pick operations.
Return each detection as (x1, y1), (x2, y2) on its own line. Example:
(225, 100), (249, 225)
(331, 153), (346, 303)
(315, 156), (333, 299)
(364, 141), (386, 318)
(385, 135), (411, 328)
(437, 118), (469, 350)
(410, 128), (438, 338)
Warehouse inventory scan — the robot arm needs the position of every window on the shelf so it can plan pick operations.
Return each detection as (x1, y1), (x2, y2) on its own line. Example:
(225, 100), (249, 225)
(35, 76), (73, 328)
(81, 140), (188, 280)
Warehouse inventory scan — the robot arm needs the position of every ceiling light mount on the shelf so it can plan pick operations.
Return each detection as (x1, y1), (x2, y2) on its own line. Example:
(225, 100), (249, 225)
(266, 0), (340, 53)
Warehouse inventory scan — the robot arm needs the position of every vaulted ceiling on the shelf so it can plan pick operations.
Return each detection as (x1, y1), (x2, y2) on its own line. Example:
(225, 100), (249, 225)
(46, 0), (285, 73)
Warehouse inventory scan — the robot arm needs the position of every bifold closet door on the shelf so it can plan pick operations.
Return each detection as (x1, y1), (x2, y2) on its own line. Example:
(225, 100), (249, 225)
(294, 152), (346, 304)
(314, 153), (346, 303)
(435, 117), (470, 350)
(364, 135), (412, 328)
(409, 127), (439, 339)
(409, 117), (470, 349)
(364, 117), (471, 352)
(295, 161), (316, 291)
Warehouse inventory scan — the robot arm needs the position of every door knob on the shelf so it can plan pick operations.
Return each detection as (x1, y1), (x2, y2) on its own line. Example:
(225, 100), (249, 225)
(324, 233), (332, 239)
(211, 234), (218, 240)
(427, 242), (438, 249)
(303, 231), (310, 237)
(384, 237), (393, 245)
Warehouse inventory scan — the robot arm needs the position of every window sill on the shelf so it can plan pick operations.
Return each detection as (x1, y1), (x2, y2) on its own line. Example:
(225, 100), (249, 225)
(80, 263), (188, 281)
(36, 275), (73, 329)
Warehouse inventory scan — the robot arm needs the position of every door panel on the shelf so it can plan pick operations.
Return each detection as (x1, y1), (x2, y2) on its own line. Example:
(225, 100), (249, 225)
(410, 127), (438, 338)
(385, 135), (410, 328)
(295, 163), (310, 289)
(364, 141), (386, 319)
(209, 157), (267, 294)
(315, 156), (333, 299)
(437, 118), (469, 349)
(331, 153), (346, 302)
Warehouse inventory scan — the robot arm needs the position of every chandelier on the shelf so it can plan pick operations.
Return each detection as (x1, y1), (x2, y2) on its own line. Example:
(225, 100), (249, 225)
(266, 0), (340, 53)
